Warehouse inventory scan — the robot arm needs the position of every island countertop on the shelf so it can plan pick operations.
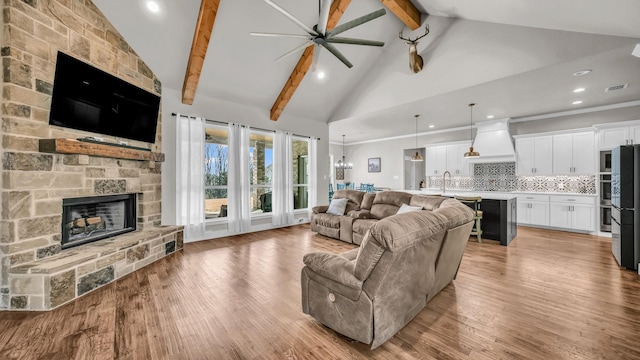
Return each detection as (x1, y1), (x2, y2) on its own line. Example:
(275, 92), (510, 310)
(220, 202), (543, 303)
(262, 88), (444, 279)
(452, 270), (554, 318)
(406, 189), (518, 200)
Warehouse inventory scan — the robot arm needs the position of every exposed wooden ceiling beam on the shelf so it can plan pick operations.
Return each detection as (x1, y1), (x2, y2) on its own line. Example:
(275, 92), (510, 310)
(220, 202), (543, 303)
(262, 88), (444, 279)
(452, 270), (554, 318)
(182, 0), (220, 105)
(380, 0), (421, 30)
(270, 0), (351, 121)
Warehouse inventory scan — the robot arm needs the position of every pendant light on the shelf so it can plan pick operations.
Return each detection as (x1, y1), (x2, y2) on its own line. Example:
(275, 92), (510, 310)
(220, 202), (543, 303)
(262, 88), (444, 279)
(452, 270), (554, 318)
(464, 103), (480, 157)
(335, 135), (353, 169)
(411, 114), (424, 161)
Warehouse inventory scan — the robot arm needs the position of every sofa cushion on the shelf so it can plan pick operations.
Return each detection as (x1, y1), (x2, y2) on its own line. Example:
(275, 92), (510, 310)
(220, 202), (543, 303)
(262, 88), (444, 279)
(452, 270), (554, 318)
(434, 199), (474, 228)
(397, 203), (423, 214)
(368, 211), (448, 253)
(353, 219), (378, 237)
(361, 193), (375, 210)
(409, 195), (446, 211)
(333, 190), (366, 214)
(313, 213), (342, 229)
(369, 191), (413, 219)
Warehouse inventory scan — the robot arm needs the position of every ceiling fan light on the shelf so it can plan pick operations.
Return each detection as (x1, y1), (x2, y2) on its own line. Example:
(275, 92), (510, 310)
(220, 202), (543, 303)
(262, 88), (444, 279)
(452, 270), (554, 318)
(464, 146), (480, 157)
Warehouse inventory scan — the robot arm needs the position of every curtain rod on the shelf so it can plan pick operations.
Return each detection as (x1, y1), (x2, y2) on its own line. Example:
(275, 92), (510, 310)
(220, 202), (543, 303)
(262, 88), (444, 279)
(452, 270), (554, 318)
(171, 113), (320, 140)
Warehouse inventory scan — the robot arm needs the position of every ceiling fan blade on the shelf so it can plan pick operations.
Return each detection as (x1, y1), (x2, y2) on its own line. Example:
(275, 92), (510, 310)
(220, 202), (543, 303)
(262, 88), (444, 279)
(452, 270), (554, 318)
(264, 0), (318, 36)
(327, 37), (384, 47)
(317, 0), (333, 35)
(311, 44), (321, 71)
(327, 8), (386, 37)
(275, 40), (314, 62)
(321, 43), (353, 68)
(250, 32), (310, 39)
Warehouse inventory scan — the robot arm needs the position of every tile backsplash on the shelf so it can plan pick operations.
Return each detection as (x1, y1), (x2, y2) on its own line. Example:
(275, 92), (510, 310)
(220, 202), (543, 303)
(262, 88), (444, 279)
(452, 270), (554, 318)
(427, 162), (596, 194)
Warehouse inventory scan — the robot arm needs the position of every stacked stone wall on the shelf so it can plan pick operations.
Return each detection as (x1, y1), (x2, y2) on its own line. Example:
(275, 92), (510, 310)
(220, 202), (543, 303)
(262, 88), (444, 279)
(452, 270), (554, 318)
(0, 0), (176, 310)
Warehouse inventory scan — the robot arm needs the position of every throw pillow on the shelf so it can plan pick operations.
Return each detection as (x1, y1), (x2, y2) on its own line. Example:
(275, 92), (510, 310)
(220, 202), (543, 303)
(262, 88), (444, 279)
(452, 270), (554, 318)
(327, 198), (349, 216)
(397, 203), (423, 214)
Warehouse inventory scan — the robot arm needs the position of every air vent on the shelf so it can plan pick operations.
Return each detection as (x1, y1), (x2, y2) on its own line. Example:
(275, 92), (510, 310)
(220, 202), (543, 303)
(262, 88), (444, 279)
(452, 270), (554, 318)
(605, 84), (629, 92)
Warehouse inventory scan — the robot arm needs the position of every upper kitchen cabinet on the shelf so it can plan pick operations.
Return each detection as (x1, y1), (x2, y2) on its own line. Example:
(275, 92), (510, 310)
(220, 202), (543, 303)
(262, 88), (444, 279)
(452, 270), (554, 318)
(552, 131), (596, 175)
(594, 120), (640, 150)
(514, 136), (553, 175)
(426, 142), (471, 176)
(425, 145), (447, 175)
(446, 142), (472, 176)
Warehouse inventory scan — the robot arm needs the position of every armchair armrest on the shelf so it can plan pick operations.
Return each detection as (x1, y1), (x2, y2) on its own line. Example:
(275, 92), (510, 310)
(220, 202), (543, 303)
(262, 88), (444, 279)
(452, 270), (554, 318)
(312, 205), (329, 214)
(347, 209), (371, 219)
(303, 252), (362, 290)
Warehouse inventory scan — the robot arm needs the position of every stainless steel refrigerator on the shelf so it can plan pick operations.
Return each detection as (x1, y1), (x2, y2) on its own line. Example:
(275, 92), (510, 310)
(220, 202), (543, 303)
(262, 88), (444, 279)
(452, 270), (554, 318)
(611, 145), (640, 269)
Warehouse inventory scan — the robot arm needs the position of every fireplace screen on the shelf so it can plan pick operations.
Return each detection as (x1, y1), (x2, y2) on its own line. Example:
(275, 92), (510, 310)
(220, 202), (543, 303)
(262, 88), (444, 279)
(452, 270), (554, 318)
(61, 194), (136, 249)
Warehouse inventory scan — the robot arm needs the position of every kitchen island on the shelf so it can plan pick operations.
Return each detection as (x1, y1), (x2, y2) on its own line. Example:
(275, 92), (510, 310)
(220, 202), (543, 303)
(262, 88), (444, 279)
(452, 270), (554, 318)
(412, 189), (518, 246)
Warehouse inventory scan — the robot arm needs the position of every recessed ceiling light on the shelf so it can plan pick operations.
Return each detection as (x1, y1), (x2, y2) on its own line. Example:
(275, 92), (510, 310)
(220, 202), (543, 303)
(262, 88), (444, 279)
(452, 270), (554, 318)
(316, 71), (325, 79)
(428, 125), (434, 128)
(572, 100), (583, 105)
(573, 87), (586, 93)
(146, 1), (160, 13)
(573, 69), (591, 76)
(486, 115), (494, 119)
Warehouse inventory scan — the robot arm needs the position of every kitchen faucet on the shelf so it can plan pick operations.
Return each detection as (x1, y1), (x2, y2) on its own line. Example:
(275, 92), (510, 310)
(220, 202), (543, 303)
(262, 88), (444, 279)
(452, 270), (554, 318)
(442, 171), (451, 194)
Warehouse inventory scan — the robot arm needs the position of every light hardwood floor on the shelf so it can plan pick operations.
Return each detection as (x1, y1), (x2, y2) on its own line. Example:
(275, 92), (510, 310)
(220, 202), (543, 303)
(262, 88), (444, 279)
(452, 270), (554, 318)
(1, 225), (639, 359)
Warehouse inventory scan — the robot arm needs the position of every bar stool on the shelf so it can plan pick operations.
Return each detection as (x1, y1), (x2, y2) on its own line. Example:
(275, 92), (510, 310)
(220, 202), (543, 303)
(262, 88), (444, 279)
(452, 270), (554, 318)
(454, 196), (483, 243)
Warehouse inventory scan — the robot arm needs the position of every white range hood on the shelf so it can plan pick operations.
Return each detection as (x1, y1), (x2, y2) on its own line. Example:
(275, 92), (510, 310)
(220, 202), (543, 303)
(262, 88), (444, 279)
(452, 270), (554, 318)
(467, 118), (516, 163)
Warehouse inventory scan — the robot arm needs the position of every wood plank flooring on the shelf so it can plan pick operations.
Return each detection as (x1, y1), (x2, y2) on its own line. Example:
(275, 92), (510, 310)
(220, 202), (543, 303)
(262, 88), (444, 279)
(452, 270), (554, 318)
(1, 225), (639, 359)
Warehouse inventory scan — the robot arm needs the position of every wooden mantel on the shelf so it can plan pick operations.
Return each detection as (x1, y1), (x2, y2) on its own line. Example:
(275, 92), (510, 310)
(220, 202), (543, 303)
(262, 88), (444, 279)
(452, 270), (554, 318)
(39, 139), (165, 162)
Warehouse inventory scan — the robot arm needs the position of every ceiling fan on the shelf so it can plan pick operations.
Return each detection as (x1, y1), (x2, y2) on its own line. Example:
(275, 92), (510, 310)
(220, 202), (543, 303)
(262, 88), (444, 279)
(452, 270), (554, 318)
(251, 0), (387, 69)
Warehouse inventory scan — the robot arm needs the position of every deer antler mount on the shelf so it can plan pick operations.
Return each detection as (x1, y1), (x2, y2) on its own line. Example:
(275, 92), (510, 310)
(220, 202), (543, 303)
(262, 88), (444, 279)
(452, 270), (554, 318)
(399, 25), (429, 74)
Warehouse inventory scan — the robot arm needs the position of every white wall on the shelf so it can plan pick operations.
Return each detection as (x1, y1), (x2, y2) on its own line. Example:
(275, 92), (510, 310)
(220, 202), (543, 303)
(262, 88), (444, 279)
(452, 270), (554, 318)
(160, 87), (330, 239)
(336, 129), (469, 190)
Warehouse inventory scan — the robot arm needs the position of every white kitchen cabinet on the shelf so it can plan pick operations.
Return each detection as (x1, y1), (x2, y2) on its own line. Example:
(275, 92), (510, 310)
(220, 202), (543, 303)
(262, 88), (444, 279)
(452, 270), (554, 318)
(595, 122), (640, 150)
(548, 195), (596, 232)
(552, 131), (595, 175)
(446, 143), (471, 176)
(631, 126), (640, 145)
(515, 136), (553, 175)
(517, 194), (549, 226)
(425, 146), (447, 175)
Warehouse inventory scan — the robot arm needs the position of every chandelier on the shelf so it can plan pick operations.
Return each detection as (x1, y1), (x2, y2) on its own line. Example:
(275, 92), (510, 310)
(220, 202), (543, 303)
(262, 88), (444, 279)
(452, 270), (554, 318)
(335, 135), (353, 169)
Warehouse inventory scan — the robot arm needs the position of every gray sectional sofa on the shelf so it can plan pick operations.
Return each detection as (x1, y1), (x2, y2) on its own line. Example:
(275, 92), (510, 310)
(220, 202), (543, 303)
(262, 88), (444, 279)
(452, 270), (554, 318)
(311, 190), (455, 244)
(304, 190), (475, 348)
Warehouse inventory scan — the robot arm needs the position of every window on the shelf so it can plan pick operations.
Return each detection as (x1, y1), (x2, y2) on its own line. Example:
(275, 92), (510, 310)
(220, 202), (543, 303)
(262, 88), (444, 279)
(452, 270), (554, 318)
(250, 130), (273, 214)
(293, 137), (309, 209)
(204, 125), (229, 219)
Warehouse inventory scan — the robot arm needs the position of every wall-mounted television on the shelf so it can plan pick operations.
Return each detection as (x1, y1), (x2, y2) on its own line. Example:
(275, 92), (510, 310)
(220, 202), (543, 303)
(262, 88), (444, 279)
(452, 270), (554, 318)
(49, 52), (161, 144)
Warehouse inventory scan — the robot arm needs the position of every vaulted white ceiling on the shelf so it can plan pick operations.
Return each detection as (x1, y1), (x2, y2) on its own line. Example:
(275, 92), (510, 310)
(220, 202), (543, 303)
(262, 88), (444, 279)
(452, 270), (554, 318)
(94, 0), (640, 143)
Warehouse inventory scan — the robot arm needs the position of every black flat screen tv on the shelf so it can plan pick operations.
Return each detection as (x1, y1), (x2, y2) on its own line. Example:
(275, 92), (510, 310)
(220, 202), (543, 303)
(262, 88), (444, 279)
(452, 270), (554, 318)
(49, 52), (161, 144)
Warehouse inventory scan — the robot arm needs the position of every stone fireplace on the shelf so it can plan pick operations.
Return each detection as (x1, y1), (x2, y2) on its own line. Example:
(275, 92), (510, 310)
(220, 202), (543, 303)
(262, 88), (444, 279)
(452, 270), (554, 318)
(1, 0), (183, 310)
(61, 193), (137, 249)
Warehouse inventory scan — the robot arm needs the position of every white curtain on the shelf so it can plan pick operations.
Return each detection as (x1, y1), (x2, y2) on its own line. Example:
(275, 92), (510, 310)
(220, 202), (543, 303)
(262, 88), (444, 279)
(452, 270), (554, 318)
(308, 137), (318, 216)
(227, 123), (251, 233)
(272, 131), (294, 226)
(175, 114), (206, 241)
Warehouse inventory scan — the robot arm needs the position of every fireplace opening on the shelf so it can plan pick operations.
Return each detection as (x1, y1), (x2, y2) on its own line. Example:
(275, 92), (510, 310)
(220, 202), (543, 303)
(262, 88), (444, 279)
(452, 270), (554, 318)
(61, 194), (137, 249)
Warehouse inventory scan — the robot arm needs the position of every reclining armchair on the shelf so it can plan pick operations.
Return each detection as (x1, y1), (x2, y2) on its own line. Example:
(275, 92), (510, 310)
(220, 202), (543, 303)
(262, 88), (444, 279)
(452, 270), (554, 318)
(301, 201), (474, 349)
